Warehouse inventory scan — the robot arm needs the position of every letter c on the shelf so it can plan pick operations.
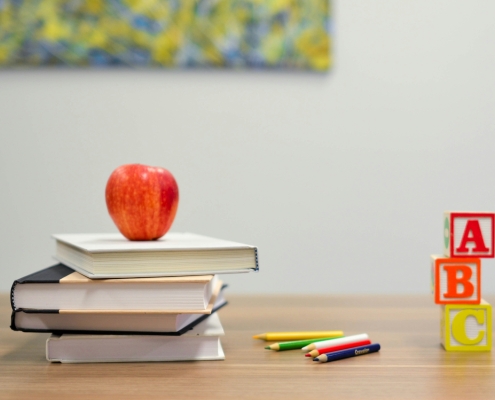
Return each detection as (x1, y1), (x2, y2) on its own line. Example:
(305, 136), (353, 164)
(452, 309), (485, 345)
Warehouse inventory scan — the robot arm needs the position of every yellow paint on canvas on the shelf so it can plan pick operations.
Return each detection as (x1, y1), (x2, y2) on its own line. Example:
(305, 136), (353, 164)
(0, 0), (330, 70)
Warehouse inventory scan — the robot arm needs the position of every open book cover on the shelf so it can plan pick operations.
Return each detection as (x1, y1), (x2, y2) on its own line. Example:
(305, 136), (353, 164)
(52, 232), (259, 278)
(46, 313), (226, 363)
(11, 264), (220, 313)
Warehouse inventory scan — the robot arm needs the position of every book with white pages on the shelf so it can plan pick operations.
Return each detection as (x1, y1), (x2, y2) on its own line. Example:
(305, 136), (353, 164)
(11, 286), (228, 335)
(11, 264), (220, 312)
(46, 313), (226, 363)
(52, 232), (259, 279)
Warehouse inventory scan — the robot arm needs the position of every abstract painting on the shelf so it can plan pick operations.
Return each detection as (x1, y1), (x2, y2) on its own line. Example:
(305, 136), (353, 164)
(0, 0), (330, 70)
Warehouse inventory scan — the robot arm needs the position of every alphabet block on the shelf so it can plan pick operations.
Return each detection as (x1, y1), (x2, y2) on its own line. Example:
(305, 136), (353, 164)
(431, 255), (481, 305)
(444, 211), (495, 258)
(440, 300), (492, 351)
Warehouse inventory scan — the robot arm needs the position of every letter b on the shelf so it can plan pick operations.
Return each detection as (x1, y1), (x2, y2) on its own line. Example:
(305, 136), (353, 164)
(431, 256), (480, 304)
(443, 265), (474, 298)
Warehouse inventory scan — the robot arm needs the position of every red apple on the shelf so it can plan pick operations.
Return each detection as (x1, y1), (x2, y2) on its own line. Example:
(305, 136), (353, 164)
(105, 164), (179, 241)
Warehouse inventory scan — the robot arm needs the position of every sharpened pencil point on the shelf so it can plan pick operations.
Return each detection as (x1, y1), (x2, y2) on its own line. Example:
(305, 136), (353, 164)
(313, 358), (319, 362)
(253, 335), (260, 339)
(305, 354), (311, 357)
(264, 346), (270, 350)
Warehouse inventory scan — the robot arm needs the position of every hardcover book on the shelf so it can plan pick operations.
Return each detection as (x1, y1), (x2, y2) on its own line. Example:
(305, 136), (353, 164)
(53, 232), (259, 278)
(11, 287), (227, 335)
(46, 313), (226, 363)
(11, 264), (221, 312)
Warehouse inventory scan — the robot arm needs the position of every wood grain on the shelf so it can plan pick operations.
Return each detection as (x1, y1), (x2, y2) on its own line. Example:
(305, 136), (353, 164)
(1, 293), (494, 400)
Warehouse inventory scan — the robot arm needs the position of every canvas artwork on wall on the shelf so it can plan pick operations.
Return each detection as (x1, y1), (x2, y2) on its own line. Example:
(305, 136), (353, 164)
(0, 0), (330, 71)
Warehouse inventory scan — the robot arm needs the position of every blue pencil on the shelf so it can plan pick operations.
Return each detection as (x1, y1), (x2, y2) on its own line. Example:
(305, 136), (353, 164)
(313, 343), (381, 363)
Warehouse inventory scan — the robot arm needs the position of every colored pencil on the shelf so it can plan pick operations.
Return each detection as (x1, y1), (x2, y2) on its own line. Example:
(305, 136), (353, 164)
(301, 334), (369, 352)
(253, 331), (344, 341)
(313, 343), (381, 363)
(265, 336), (344, 351)
(305, 339), (371, 357)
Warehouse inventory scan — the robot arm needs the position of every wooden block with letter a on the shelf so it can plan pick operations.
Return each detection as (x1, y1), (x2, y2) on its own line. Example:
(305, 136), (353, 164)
(444, 211), (495, 258)
(440, 300), (492, 352)
(431, 255), (481, 305)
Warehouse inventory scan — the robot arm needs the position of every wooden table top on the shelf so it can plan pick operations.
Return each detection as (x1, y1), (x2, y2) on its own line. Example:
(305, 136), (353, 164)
(1, 293), (494, 400)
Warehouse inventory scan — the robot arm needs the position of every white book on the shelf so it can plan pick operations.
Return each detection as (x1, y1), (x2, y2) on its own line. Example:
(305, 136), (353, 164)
(12, 264), (220, 312)
(53, 232), (259, 279)
(13, 290), (227, 334)
(46, 313), (226, 363)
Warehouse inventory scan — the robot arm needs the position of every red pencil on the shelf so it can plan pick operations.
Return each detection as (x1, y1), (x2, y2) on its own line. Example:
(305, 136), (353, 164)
(305, 339), (372, 358)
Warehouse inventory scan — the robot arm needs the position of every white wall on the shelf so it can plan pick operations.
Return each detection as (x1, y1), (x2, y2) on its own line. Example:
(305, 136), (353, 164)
(1, 0), (495, 294)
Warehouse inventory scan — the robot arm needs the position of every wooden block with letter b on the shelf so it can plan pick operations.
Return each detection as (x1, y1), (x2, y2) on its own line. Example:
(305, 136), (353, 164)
(431, 255), (481, 305)
(444, 211), (495, 258)
(440, 300), (492, 351)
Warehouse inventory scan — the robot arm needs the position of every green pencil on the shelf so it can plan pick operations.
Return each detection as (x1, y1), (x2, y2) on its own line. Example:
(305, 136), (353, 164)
(264, 336), (344, 351)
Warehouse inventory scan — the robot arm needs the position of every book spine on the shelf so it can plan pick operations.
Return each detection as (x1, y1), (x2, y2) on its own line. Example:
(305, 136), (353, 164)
(10, 310), (17, 331)
(10, 281), (17, 310)
(10, 309), (60, 332)
(254, 247), (259, 271)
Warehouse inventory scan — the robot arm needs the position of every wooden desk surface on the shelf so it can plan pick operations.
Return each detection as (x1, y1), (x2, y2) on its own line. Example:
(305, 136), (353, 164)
(1, 293), (494, 400)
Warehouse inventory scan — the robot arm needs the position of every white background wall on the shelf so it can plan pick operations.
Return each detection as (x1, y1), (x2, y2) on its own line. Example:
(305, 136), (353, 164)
(1, 0), (495, 294)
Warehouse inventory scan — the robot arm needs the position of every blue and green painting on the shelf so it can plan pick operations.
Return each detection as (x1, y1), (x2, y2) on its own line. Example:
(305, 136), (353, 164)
(0, 0), (330, 70)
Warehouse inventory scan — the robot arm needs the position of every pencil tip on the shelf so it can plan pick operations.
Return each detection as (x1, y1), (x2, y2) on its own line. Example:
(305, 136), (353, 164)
(313, 358), (319, 362)
(253, 335), (260, 339)
(304, 354), (311, 357)
(264, 346), (270, 350)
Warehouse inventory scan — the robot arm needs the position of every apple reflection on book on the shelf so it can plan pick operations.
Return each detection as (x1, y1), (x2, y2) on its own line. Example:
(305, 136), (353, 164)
(10, 232), (259, 363)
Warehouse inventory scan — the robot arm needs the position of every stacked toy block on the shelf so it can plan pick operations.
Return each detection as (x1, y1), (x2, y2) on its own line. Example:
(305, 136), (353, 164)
(432, 211), (493, 351)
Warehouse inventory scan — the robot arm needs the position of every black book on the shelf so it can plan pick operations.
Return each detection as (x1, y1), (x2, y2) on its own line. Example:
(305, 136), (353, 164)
(11, 264), (221, 312)
(10, 264), (227, 335)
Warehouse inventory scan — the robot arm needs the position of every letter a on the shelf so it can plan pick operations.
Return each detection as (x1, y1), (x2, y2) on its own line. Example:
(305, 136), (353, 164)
(456, 220), (489, 253)
(444, 265), (474, 298)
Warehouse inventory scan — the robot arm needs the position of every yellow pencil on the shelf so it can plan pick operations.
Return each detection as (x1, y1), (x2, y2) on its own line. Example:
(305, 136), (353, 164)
(253, 331), (344, 341)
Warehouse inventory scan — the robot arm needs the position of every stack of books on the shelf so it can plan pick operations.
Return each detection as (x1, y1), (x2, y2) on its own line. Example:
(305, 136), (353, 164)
(10, 232), (258, 363)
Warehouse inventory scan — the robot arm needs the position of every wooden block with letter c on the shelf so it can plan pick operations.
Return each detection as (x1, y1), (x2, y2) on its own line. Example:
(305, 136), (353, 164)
(440, 300), (492, 352)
